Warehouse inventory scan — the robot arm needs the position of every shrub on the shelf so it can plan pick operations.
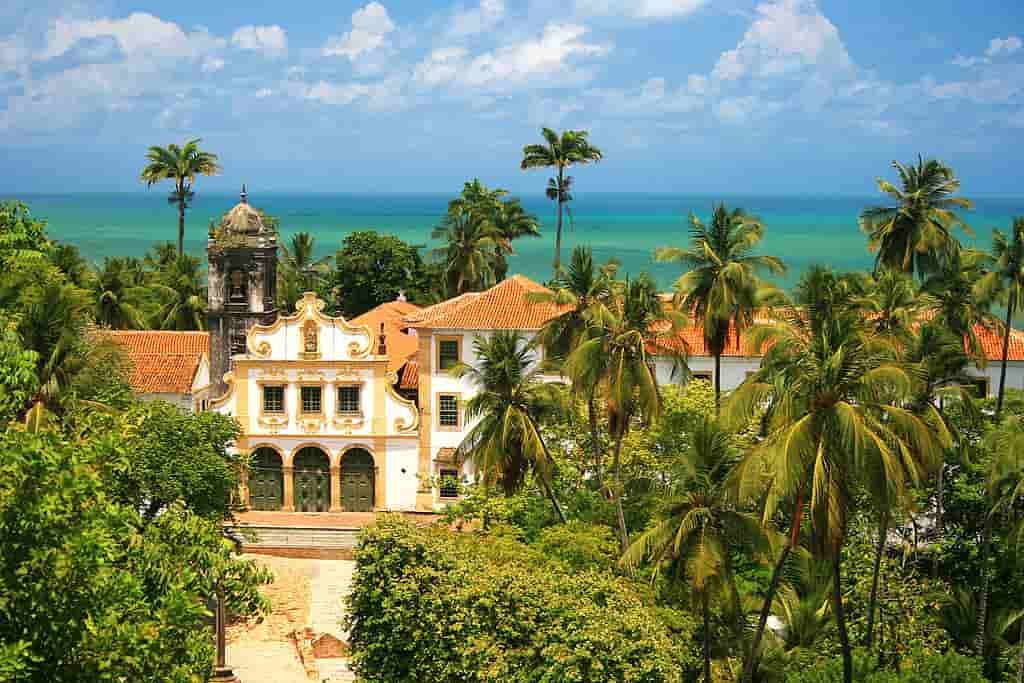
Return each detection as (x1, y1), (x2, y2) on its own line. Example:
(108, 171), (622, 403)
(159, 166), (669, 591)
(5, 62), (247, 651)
(346, 516), (697, 682)
(533, 521), (619, 571)
(783, 649), (986, 683)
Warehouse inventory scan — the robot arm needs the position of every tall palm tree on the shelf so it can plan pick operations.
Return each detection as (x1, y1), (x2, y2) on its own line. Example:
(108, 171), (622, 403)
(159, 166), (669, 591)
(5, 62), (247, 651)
(520, 128), (602, 272)
(622, 418), (761, 682)
(279, 232), (332, 312)
(655, 203), (786, 413)
(149, 255), (207, 331)
(923, 248), (995, 368)
(140, 139), (222, 256)
(430, 204), (507, 296)
(490, 197), (540, 281)
(727, 267), (948, 683)
(565, 274), (664, 553)
(978, 218), (1024, 421)
(859, 156), (973, 279)
(91, 258), (148, 329)
(452, 331), (567, 523)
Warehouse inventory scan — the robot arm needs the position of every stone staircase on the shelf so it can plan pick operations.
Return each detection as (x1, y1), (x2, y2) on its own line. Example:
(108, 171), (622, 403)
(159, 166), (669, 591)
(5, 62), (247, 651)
(228, 524), (361, 551)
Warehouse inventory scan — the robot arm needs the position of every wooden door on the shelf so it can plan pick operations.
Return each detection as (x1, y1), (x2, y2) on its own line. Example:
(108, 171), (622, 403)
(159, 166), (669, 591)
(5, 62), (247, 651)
(293, 448), (330, 512)
(249, 448), (283, 511)
(341, 449), (375, 512)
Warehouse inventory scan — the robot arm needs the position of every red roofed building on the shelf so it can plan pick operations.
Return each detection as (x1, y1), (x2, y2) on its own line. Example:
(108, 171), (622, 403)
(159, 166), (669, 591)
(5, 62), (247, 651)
(105, 330), (209, 410)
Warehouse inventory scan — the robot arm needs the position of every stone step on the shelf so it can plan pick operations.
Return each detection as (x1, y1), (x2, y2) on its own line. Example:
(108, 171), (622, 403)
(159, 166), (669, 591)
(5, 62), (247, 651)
(227, 525), (361, 550)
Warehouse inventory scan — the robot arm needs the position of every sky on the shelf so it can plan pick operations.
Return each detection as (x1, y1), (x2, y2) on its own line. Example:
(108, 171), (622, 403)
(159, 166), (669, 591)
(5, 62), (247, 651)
(0, 0), (1022, 195)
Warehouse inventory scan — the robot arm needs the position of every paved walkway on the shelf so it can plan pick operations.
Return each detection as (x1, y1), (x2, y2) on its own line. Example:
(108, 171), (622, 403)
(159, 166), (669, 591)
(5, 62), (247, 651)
(309, 559), (355, 640)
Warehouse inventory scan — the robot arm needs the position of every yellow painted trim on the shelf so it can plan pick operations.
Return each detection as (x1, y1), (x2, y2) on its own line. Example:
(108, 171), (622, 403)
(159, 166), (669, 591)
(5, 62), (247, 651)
(384, 371), (419, 434)
(245, 292), (374, 359)
(209, 371), (236, 408)
(373, 363), (387, 433)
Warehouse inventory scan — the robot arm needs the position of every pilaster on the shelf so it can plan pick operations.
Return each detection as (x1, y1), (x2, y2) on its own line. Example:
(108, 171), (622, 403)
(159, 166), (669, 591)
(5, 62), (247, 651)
(282, 466), (295, 512)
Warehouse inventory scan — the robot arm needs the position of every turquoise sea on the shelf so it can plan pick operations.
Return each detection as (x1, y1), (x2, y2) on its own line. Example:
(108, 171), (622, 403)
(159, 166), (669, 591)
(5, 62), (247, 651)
(7, 192), (1024, 289)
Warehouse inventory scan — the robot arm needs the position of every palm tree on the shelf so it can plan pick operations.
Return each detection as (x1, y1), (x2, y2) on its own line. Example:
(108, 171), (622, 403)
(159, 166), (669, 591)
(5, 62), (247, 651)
(431, 204), (507, 296)
(490, 197), (540, 281)
(149, 255), (207, 331)
(978, 218), (1024, 421)
(452, 331), (567, 522)
(279, 232), (331, 312)
(520, 128), (602, 272)
(727, 267), (949, 683)
(622, 418), (762, 682)
(923, 248), (995, 368)
(140, 139), (222, 256)
(532, 246), (617, 492)
(859, 156), (973, 279)
(143, 242), (180, 273)
(565, 274), (664, 553)
(91, 258), (148, 329)
(654, 203), (786, 413)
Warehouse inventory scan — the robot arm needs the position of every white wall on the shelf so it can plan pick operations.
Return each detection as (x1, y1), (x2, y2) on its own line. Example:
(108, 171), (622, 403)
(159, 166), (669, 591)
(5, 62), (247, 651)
(653, 355), (760, 391)
(385, 438), (420, 510)
(139, 391), (193, 412)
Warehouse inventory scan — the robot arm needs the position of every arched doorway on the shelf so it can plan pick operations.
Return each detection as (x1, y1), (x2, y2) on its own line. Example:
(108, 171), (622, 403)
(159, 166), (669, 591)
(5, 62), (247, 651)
(341, 449), (375, 512)
(248, 447), (283, 511)
(293, 447), (330, 512)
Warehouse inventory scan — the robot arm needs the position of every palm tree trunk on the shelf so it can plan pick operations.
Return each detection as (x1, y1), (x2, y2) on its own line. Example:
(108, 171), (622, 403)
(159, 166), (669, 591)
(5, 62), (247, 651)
(554, 167), (564, 273)
(702, 592), (712, 683)
(540, 477), (567, 524)
(714, 352), (722, 416)
(975, 515), (993, 657)
(177, 188), (186, 256)
(612, 426), (629, 555)
(587, 395), (605, 495)
(1016, 615), (1023, 683)
(865, 510), (889, 648)
(832, 549), (853, 683)
(997, 297), (1016, 421)
(742, 486), (804, 683)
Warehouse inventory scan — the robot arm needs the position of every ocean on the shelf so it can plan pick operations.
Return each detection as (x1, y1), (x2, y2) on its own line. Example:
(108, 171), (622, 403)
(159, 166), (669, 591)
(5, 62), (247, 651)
(8, 192), (1024, 290)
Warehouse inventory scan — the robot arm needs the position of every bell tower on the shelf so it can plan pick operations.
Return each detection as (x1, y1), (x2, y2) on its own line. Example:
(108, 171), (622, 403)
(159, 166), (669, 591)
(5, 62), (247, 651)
(207, 185), (278, 396)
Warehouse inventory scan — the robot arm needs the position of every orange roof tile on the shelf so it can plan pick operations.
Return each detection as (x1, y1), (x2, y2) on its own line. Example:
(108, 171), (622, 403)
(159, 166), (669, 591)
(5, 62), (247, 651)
(399, 360), (419, 390)
(404, 275), (571, 330)
(351, 299), (422, 372)
(105, 331), (209, 394)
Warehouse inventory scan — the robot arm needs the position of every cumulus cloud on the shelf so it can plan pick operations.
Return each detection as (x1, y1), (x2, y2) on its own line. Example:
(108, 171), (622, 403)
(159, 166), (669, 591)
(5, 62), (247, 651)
(448, 0), (505, 37)
(575, 0), (707, 19)
(414, 23), (611, 90)
(41, 12), (221, 60)
(231, 24), (287, 56)
(302, 77), (405, 110)
(323, 2), (394, 60)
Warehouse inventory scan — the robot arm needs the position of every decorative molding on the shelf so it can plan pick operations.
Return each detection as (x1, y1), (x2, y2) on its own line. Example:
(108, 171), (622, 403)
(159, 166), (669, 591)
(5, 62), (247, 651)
(243, 291), (374, 360)
(255, 369), (288, 383)
(210, 371), (236, 408)
(257, 414), (288, 433)
(385, 370), (420, 434)
(331, 412), (365, 433)
(298, 414), (325, 434)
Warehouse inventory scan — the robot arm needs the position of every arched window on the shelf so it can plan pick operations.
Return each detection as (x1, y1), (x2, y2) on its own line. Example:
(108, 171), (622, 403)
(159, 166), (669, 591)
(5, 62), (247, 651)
(228, 269), (247, 302)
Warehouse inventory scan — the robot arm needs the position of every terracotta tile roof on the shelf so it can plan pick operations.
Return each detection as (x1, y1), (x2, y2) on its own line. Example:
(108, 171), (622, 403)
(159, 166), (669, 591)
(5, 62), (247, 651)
(977, 325), (1024, 361)
(398, 360), (419, 390)
(105, 330), (209, 394)
(351, 299), (422, 372)
(403, 275), (571, 330)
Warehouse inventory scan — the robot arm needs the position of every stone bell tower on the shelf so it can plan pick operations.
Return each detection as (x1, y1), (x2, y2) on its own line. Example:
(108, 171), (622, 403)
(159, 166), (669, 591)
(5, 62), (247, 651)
(207, 185), (278, 396)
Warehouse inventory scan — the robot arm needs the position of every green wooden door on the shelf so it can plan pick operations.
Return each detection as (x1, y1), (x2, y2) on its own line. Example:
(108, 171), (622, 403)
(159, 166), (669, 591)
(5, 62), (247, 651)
(293, 448), (330, 512)
(249, 448), (283, 511)
(341, 449), (375, 512)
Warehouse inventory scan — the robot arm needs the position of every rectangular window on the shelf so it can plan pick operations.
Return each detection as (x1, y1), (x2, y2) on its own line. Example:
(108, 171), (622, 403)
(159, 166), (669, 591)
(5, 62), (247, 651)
(439, 468), (460, 498)
(338, 385), (361, 413)
(438, 338), (460, 371)
(438, 394), (459, 428)
(690, 372), (712, 383)
(263, 386), (285, 413)
(301, 386), (322, 414)
(969, 377), (989, 398)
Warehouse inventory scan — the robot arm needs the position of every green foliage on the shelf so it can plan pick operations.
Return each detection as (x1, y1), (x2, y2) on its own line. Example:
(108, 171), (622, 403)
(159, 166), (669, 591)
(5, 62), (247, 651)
(534, 521), (619, 571)
(0, 318), (38, 425)
(784, 650), (986, 683)
(347, 516), (697, 682)
(0, 200), (49, 266)
(332, 230), (439, 317)
(0, 430), (269, 682)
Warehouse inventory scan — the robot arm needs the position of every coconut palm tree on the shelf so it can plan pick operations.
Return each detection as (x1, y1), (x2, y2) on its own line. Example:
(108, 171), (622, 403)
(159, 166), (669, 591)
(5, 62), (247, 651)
(531, 246), (618, 492)
(727, 267), (949, 683)
(140, 139), (222, 256)
(622, 417), (762, 682)
(451, 331), (567, 523)
(279, 232), (332, 312)
(490, 197), (540, 281)
(149, 255), (207, 331)
(520, 128), (602, 272)
(565, 274), (664, 553)
(859, 156), (973, 279)
(431, 203), (507, 296)
(91, 258), (148, 329)
(654, 203), (786, 413)
(977, 218), (1024, 421)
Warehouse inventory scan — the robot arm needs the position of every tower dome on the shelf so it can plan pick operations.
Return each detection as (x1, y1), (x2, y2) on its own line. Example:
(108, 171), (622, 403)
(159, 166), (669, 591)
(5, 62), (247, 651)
(219, 184), (270, 236)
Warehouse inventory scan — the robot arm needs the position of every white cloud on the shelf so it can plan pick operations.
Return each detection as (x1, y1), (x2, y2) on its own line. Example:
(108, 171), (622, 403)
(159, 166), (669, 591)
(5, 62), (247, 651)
(323, 2), (395, 60)
(575, 0), (707, 19)
(231, 24), (287, 56)
(586, 75), (704, 118)
(255, 88), (273, 98)
(0, 37), (26, 74)
(924, 76), (1020, 105)
(987, 35), (1022, 58)
(951, 54), (984, 68)
(201, 56), (224, 72)
(302, 78), (405, 110)
(710, 0), (852, 83)
(41, 12), (220, 60)
(448, 0), (505, 37)
(414, 23), (611, 90)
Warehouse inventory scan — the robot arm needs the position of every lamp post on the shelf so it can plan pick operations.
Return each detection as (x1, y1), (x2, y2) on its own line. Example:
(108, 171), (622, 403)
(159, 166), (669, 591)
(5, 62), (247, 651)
(211, 589), (241, 682)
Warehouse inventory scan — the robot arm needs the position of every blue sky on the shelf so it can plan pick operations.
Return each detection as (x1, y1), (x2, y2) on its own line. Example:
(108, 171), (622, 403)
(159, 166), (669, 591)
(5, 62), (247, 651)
(1, 0), (1022, 195)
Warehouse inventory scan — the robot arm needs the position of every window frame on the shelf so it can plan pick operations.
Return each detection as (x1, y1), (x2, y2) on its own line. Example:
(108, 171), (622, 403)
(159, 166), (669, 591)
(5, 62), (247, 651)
(337, 384), (362, 415)
(436, 392), (461, 430)
(300, 385), (323, 415)
(438, 468), (460, 499)
(690, 371), (713, 383)
(969, 376), (990, 398)
(437, 336), (461, 372)
(262, 385), (286, 414)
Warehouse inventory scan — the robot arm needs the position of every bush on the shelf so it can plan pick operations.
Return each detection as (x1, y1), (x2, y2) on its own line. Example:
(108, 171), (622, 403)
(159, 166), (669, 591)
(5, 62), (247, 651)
(784, 650), (986, 683)
(533, 521), (619, 571)
(346, 516), (697, 682)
